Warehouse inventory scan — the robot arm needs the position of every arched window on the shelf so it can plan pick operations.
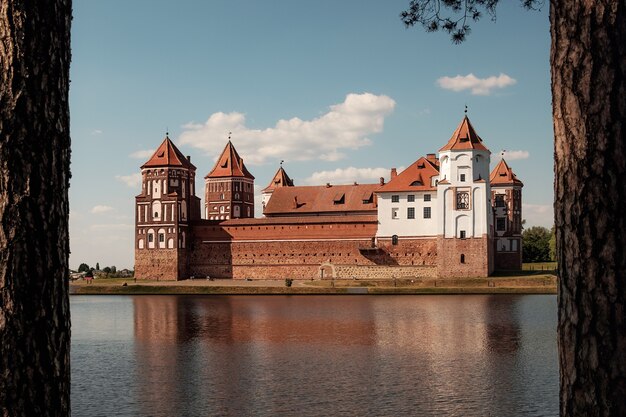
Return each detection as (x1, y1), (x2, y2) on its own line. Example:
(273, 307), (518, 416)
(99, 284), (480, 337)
(147, 229), (155, 249)
(158, 228), (166, 248)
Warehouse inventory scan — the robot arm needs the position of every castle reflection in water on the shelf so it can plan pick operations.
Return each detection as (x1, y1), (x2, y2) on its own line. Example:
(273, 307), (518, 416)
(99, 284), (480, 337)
(126, 295), (554, 417)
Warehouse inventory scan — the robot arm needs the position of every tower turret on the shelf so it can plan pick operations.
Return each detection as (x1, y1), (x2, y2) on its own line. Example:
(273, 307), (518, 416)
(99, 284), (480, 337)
(261, 165), (294, 215)
(134, 134), (201, 280)
(436, 116), (493, 277)
(204, 140), (255, 220)
(490, 158), (524, 270)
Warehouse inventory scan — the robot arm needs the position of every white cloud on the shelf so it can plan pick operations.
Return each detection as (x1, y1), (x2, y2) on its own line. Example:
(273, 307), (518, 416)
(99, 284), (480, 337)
(115, 173), (142, 188)
(178, 93), (396, 165)
(91, 129), (103, 135)
(502, 150), (530, 160)
(90, 205), (114, 214)
(437, 73), (517, 95)
(523, 203), (553, 228)
(304, 167), (394, 185)
(129, 149), (154, 159)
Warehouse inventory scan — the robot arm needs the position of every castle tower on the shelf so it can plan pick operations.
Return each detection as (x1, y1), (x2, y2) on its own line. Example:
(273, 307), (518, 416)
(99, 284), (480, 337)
(490, 158), (524, 270)
(205, 141), (255, 220)
(135, 135), (201, 280)
(436, 116), (493, 277)
(261, 165), (294, 214)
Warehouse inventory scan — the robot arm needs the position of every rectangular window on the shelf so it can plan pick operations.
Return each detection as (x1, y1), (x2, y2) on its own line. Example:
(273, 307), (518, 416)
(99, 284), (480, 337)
(392, 208), (399, 219)
(391, 195), (400, 203)
(460, 173), (466, 182)
(495, 194), (506, 207)
(496, 217), (506, 231)
(424, 194), (431, 202)
(407, 195), (415, 202)
(423, 207), (431, 219)
(456, 191), (470, 209)
(460, 230), (466, 239)
(407, 207), (415, 219)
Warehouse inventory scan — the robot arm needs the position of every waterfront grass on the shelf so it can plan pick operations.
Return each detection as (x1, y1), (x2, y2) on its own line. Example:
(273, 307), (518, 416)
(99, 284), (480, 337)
(70, 274), (556, 295)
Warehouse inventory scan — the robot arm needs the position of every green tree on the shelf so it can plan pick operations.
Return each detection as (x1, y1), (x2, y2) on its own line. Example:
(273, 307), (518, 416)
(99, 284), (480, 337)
(402, 1), (626, 415)
(96, 262), (100, 270)
(110, 265), (116, 274)
(78, 263), (90, 273)
(103, 267), (111, 274)
(522, 226), (551, 263)
(549, 226), (556, 262)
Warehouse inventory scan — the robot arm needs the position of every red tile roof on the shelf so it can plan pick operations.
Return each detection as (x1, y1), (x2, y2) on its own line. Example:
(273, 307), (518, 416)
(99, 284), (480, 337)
(263, 183), (381, 216)
(490, 159), (523, 186)
(141, 136), (196, 170)
(205, 141), (254, 179)
(439, 116), (490, 152)
(377, 156), (440, 192)
(212, 214), (379, 226)
(262, 166), (294, 192)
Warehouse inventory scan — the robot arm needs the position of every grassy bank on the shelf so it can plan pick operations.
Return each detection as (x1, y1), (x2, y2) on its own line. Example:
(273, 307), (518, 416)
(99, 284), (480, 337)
(70, 275), (556, 295)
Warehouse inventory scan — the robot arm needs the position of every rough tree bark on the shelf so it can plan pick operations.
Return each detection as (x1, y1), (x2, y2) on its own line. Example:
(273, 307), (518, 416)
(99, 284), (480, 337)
(552, 1), (626, 416)
(0, 1), (72, 416)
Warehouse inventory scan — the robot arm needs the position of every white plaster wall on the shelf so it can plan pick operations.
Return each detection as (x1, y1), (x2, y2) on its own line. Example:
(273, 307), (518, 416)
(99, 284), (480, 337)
(438, 149), (491, 238)
(376, 191), (438, 238)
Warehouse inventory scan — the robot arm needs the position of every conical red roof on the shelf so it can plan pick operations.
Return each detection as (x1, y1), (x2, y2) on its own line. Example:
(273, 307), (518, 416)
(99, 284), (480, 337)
(439, 116), (490, 152)
(141, 136), (196, 170)
(205, 141), (254, 179)
(490, 159), (523, 186)
(262, 166), (294, 192)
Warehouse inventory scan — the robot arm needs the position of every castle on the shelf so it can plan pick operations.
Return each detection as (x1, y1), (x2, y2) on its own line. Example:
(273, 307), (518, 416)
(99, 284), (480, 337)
(134, 115), (523, 280)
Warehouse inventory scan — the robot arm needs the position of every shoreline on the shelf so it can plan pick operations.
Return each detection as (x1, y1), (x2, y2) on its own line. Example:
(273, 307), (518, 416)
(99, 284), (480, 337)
(70, 275), (557, 295)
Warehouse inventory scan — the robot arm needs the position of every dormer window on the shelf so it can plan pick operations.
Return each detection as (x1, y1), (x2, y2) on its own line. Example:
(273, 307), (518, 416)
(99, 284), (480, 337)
(333, 193), (345, 205)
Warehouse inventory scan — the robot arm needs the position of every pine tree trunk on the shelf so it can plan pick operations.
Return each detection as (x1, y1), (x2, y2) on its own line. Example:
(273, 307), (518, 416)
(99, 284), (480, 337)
(0, 1), (72, 416)
(551, 1), (626, 415)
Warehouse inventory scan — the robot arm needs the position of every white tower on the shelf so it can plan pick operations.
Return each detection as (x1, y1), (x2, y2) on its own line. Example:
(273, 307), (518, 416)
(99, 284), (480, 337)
(436, 115), (493, 277)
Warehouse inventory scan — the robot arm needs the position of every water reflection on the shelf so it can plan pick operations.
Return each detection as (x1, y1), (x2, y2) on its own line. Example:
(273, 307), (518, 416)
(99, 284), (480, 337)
(121, 295), (555, 416)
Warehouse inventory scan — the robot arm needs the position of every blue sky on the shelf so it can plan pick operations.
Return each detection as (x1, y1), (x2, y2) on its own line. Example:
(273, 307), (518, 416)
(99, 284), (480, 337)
(69, 0), (553, 270)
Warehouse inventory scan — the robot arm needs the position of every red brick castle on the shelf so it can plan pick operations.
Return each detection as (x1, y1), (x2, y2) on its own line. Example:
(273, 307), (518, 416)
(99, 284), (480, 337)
(135, 116), (523, 280)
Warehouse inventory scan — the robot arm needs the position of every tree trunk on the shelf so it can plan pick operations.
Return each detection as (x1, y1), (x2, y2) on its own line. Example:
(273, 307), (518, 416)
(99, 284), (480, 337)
(551, 1), (626, 416)
(0, 1), (72, 416)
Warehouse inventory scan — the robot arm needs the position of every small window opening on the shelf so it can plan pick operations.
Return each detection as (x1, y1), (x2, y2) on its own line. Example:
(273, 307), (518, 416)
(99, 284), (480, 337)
(460, 254), (465, 264)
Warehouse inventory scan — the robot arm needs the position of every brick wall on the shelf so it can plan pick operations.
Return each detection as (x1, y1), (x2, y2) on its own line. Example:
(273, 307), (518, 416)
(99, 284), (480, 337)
(494, 251), (522, 270)
(185, 218), (439, 280)
(437, 235), (491, 278)
(135, 248), (180, 280)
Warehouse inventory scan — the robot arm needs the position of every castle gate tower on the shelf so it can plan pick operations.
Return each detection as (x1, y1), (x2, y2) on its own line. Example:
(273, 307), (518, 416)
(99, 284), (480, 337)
(436, 116), (493, 278)
(204, 140), (255, 220)
(135, 135), (201, 280)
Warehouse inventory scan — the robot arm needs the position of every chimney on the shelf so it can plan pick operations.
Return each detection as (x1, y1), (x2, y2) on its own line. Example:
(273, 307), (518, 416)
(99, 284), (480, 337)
(426, 153), (436, 163)
(326, 183), (331, 188)
(187, 155), (191, 162)
(391, 168), (397, 179)
(353, 181), (358, 186)
(293, 196), (298, 209)
(379, 177), (385, 185)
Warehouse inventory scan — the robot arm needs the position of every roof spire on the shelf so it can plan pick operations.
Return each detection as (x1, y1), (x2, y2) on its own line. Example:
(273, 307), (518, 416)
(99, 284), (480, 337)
(280, 160), (284, 166)
(464, 104), (468, 115)
(166, 127), (169, 138)
(228, 131), (232, 141)
(501, 149), (506, 159)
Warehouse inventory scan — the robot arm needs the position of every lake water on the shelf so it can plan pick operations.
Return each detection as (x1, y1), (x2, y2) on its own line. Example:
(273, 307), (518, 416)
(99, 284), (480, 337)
(71, 295), (558, 416)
